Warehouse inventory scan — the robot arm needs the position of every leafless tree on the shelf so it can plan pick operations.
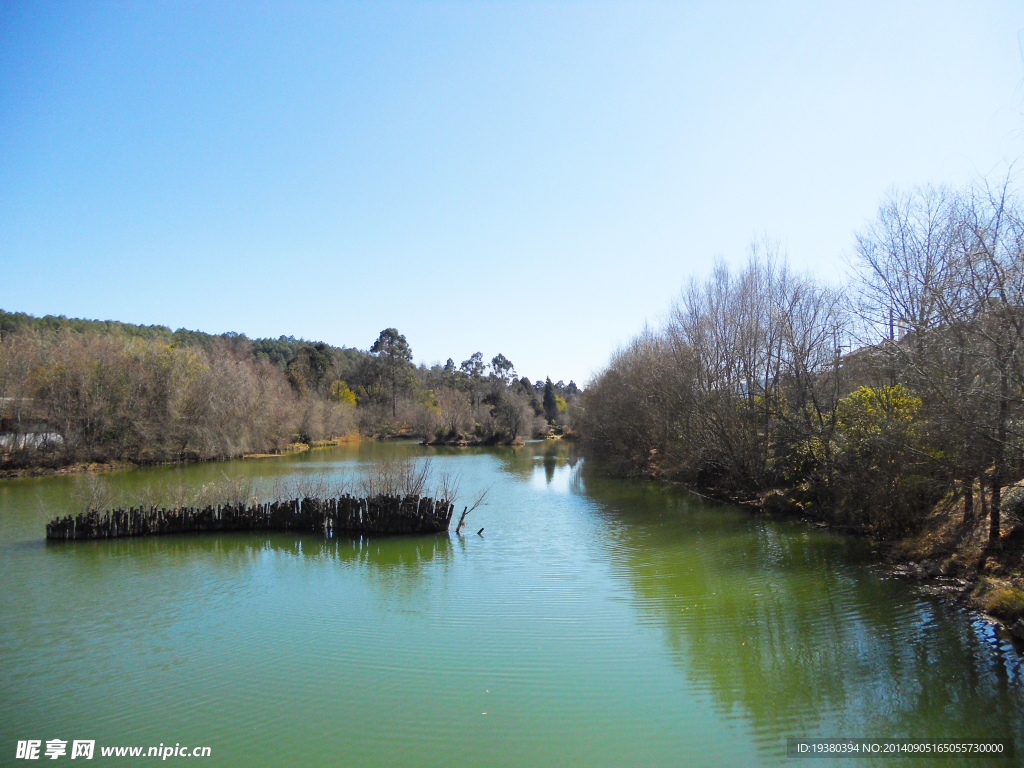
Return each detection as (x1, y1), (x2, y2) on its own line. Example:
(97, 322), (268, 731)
(849, 179), (1024, 545)
(436, 386), (472, 438)
(493, 388), (533, 440)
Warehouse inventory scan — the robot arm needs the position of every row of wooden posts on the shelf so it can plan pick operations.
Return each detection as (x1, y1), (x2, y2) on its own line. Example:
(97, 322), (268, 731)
(45, 494), (457, 541)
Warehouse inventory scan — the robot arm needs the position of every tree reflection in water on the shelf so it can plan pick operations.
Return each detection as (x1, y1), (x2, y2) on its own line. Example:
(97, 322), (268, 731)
(575, 461), (1024, 759)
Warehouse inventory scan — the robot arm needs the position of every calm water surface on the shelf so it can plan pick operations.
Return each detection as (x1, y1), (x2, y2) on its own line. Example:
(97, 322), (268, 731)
(2, 441), (1023, 767)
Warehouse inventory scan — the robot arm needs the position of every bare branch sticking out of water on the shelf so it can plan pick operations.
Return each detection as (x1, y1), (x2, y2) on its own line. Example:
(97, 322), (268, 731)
(455, 486), (490, 536)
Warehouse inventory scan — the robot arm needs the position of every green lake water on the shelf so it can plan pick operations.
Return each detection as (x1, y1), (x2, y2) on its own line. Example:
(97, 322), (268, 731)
(1, 440), (1023, 766)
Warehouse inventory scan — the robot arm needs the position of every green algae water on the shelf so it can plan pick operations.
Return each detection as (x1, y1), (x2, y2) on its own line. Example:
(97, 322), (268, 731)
(2, 441), (1023, 767)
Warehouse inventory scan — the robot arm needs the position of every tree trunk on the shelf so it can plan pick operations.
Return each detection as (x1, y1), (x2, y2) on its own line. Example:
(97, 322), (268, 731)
(990, 480), (1002, 548)
(980, 474), (988, 522)
(990, 361), (1009, 548)
(962, 478), (974, 525)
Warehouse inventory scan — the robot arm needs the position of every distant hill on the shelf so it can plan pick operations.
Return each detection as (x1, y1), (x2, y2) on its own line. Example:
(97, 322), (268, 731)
(0, 309), (365, 369)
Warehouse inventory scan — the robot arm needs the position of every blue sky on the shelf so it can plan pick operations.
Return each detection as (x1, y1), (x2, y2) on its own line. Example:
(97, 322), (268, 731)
(2, 1), (1023, 385)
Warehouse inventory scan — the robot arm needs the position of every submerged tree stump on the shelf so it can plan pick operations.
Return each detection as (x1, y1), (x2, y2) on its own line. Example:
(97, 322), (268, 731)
(45, 494), (456, 541)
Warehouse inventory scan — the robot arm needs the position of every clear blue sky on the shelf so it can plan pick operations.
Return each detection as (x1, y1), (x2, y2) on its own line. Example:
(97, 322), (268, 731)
(2, 2), (1023, 385)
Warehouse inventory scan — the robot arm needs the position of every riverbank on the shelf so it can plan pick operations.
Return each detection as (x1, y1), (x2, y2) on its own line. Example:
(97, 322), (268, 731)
(242, 435), (360, 458)
(0, 460), (137, 479)
(0, 434), (361, 478)
(420, 435), (525, 447)
(889, 489), (1024, 639)
(421, 427), (574, 447)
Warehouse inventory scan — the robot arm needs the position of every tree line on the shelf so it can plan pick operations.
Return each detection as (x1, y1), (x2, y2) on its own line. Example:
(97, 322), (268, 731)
(0, 313), (578, 469)
(352, 329), (578, 444)
(578, 178), (1024, 547)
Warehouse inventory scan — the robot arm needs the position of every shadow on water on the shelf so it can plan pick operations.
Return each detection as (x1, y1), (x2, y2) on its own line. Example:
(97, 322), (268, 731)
(569, 459), (1024, 763)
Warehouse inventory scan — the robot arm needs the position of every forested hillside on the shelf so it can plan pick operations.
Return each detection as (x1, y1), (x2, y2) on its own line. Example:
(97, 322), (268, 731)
(0, 312), (579, 470)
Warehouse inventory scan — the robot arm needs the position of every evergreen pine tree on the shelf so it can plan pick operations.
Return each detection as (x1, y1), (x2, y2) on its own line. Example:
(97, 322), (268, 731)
(543, 377), (557, 423)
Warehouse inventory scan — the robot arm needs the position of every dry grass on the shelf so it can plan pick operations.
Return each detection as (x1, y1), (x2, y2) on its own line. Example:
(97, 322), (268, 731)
(891, 481), (1024, 623)
(895, 481), (1020, 569)
(67, 471), (263, 513)
(980, 583), (1024, 620)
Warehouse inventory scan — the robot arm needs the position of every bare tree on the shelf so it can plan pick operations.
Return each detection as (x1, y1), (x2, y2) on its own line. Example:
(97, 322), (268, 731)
(493, 388), (533, 441)
(849, 179), (1024, 545)
(436, 386), (472, 438)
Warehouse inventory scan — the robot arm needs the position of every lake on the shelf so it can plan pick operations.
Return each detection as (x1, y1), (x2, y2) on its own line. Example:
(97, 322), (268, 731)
(2, 440), (1022, 766)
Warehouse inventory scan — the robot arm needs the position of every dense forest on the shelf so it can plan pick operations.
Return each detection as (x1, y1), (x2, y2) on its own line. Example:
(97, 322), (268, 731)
(578, 178), (1024, 585)
(0, 312), (579, 470)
